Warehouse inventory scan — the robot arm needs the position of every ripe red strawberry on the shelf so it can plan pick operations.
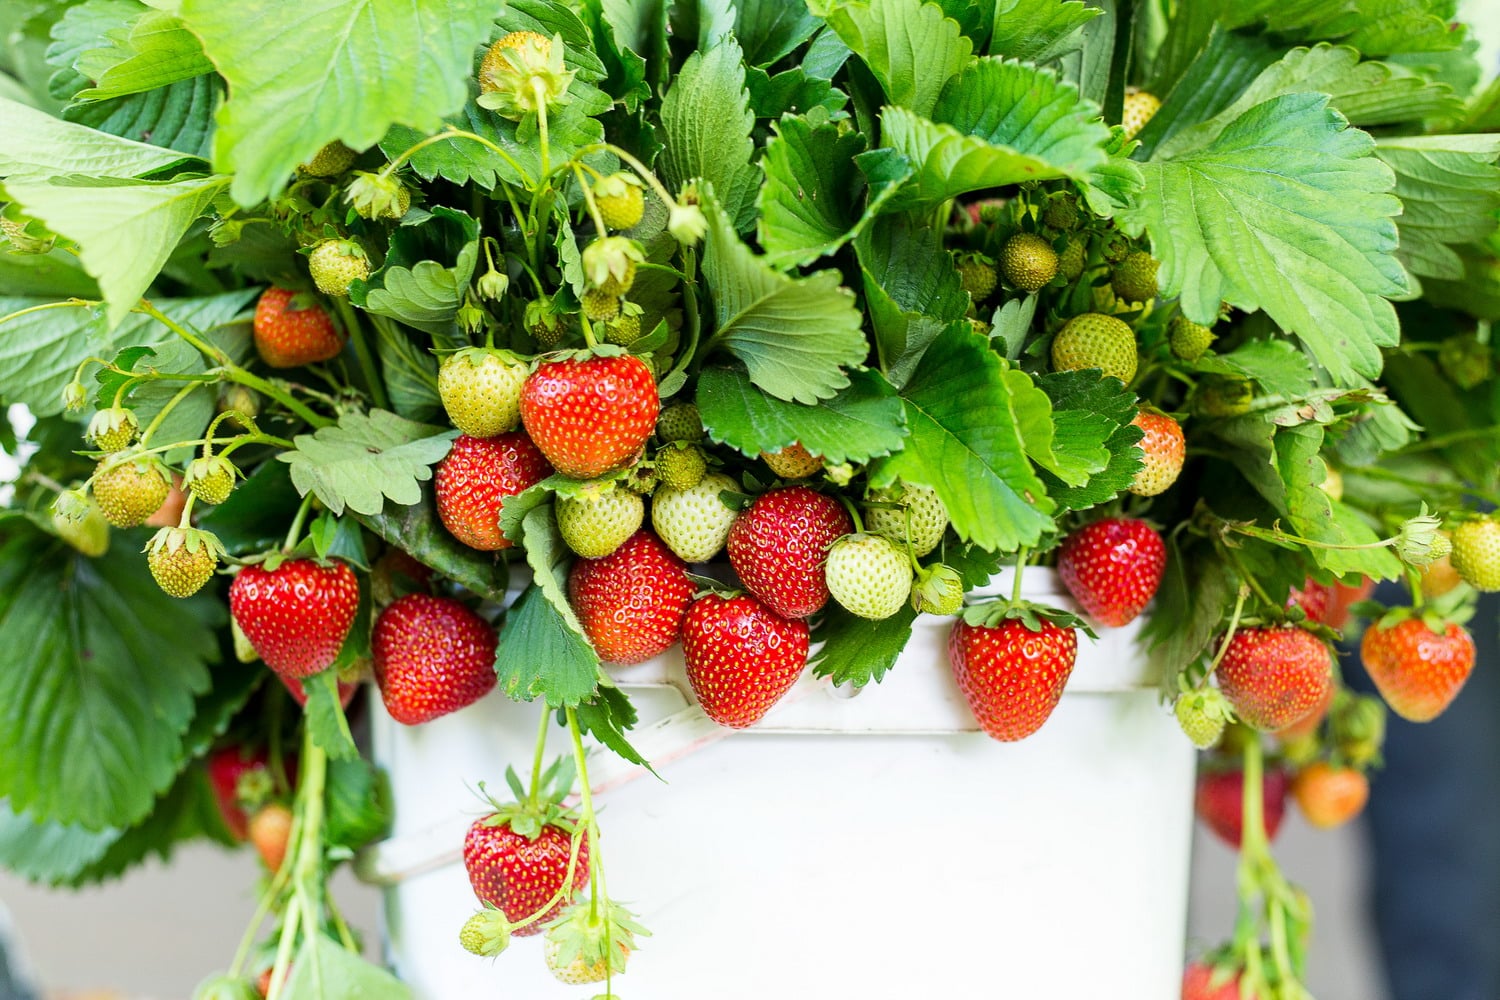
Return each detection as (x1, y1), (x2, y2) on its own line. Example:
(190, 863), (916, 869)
(569, 530), (695, 663)
(1360, 616), (1475, 722)
(726, 486), (852, 619)
(434, 432), (553, 551)
(1056, 517), (1166, 627)
(206, 746), (273, 841)
(1326, 576), (1374, 630)
(249, 802), (293, 872)
(682, 594), (810, 728)
(1182, 961), (1251, 1000)
(1128, 410), (1184, 496)
(229, 559), (360, 679)
(1214, 626), (1332, 731)
(464, 816), (588, 937)
(252, 287), (343, 368)
(373, 594), (499, 725)
(948, 615), (1078, 742)
(1287, 578), (1334, 624)
(519, 355), (659, 479)
(1273, 679), (1334, 742)
(1194, 767), (1289, 847)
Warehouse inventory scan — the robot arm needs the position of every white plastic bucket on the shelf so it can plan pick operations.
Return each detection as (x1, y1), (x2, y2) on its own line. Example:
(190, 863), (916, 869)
(362, 570), (1195, 998)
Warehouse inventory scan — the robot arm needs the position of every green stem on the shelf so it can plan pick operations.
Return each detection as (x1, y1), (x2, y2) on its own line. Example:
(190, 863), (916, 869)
(836, 494), (865, 535)
(528, 707), (552, 808)
(224, 368), (332, 429)
(565, 708), (602, 920)
(292, 736), (329, 941)
(137, 301), (231, 366)
(283, 493), (316, 550)
(382, 127), (534, 188)
(264, 891), (302, 1000)
(535, 86), (551, 179)
(177, 492), (197, 528)
(333, 297), (389, 411)
(1205, 586), (1249, 676)
(1011, 547), (1029, 604)
(572, 163), (610, 239)
(138, 383), (202, 446)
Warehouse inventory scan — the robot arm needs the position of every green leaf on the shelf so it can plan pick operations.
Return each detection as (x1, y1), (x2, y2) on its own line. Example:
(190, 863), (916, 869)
(1032, 368), (1142, 511)
(0, 92), (196, 179)
(574, 682), (651, 768)
(696, 366), (907, 463)
(1144, 535), (1233, 680)
(494, 583), (601, 708)
(518, 503), (591, 642)
(74, 9), (215, 99)
(0, 248), (99, 298)
(869, 325), (1054, 550)
(1007, 367), (1097, 487)
(0, 289), (253, 417)
(353, 483), (510, 601)
(812, 0), (972, 118)
(1120, 93), (1406, 384)
(279, 410), (457, 517)
(371, 318), (442, 421)
(325, 757), (391, 852)
(283, 932), (412, 1000)
(699, 193), (867, 404)
(355, 205), (479, 338)
(757, 113), (905, 268)
(0, 802), (117, 886)
(1273, 424), (1402, 579)
(1328, 0), (1465, 57)
(1193, 337), (1315, 400)
(64, 74), (220, 159)
(878, 59), (1122, 210)
(733, 0), (823, 66)
(658, 37), (759, 229)
(0, 528), (222, 829)
(1134, 27), (1282, 161)
(988, 0), (1101, 61)
(4, 173), (230, 328)
(1374, 134), (1500, 283)
(1422, 246), (1500, 321)
(809, 602), (918, 686)
(854, 213), (966, 386)
(177, 0), (493, 205)
(304, 670), (358, 762)
(745, 64), (848, 119)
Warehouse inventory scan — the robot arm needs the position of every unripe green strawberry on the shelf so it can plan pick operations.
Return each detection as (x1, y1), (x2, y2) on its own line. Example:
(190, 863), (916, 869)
(438, 348), (528, 438)
(1439, 333), (1492, 389)
(583, 236), (642, 296)
(593, 172), (645, 230)
(1451, 516), (1500, 591)
(1057, 238), (1085, 280)
(557, 485), (644, 558)
(86, 406), (139, 453)
(1194, 375), (1254, 417)
(656, 401), (704, 443)
(345, 170), (411, 221)
(1101, 232), (1129, 264)
(460, 909), (511, 957)
(761, 442), (822, 479)
(1175, 687), (1232, 749)
(622, 464), (658, 495)
(308, 239), (370, 296)
(911, 562), (964, 616)
(955, 252), (997, 303)
(656, 443), (706, 490)
(1051, 313), (1138, 383)
(651, 472), (739, 562)
(864, 481), (949, 557)
(603, 311), (641, 345)
(525, 298), (567, 347)
(1169, 315), (1216, 361)
(146, 526), (225, 598)
(825, 533), (914, 621)
(1122, 90), (1160, 140)
(231, 615), (259, 663)
(300, 141), (357, 177)
(93, 456), (171, 528)
(581, 287), (620, 322)
(1042, 193), (1079, 232)
(1111, 250), (1159, 303)
(184, 455), (237, 505)
(50, 491), (109, 557)
(1000, 233), (1059, 293)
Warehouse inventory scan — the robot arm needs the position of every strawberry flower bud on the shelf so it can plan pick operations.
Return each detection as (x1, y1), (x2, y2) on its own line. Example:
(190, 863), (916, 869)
(582, 236), (644, 295)
(344, 170), (411, 220)
(476, 266), (509, 301)
(0, 211), (56, 254)
(61, 379), (88, 411)
(457, 294), (487, 335)
(476, 31), (575, 121)
(667, 202), (708, 246)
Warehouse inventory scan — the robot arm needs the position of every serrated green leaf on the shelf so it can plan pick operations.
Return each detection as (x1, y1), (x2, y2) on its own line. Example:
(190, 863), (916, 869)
(574, 682), (650, 768)
(596, 0), (670, 98)
(5, 172), (230, 328)
(879, 59), (1122, 210)
(812, 0), (971, 118)
(809, 602), (917, 686)
(178, 0), (492, 206)
(0, 801), (118, 886)
(854, 213), (966, 386)
(988, 0), (1101, 61)
(869, 324), (1054, 550)
(64, 74), (220, 159)
(659, 37), (759, 230)
(734, 0), (823, 65)
(279, 410), (456, 517)
(1121, 93), (1406, 384)
(1326, 0), (1464, 57)
(283, 932), (412, 1000)
(74, 9), (215, 99)
(1032, 369), (1141, 511)
(0, 528), (221, 830)
(363, 243), (480, 337)
(1374, 134), (1500, 283)
(368, 316), (441, 421)
(757, 113), (905, 268)
(699, 193), (867, 404)
(696, 366), (907, 463)
(44, 0), (144, 101)
(0, 92), (195, 179)
(1193, 337), (1316, 400)
(1006, 366), (1107, 487)
(325, 757), (391, 852)
(1134, 27), (1282, 162)
(1274, 424), (1402, 579)
(0, 248), (99, 298)
(352, 483), (510, 601)
(494, 583), (601, 707)
(745, 64), (848, 119)
(304, 669), (358, 762)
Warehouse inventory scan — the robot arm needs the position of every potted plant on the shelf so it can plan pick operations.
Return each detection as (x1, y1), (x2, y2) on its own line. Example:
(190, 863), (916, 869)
(1, 1), (1497, 998)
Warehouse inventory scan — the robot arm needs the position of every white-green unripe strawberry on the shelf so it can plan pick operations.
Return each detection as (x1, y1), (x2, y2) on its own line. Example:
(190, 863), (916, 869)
(650, 472), (738, 563)
(557, 485), (644, 559)
(825, 533), (914, 621)
(864, 482), (949, 557)
(438, 348), (529, 438)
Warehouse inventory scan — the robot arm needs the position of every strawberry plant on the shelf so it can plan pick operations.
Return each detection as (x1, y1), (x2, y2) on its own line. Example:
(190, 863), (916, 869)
(0, 1), (1497, 998)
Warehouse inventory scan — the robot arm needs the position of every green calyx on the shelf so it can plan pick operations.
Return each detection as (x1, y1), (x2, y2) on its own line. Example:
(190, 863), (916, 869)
(481, 760), (579, 841)
(460, 907), (512, 957)
(959, 598), (1094, 638)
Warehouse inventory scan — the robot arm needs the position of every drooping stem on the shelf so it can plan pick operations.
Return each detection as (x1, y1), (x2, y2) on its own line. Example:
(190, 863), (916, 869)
(138, 382), (202, 446)
(283, 492), (316, 550)
(1011, 547), (1029, 604)
(333, 296), (389, 411)
(528, 706), (552, 808)
(223, 367), (332, 429)
(137, 301), (231, 367)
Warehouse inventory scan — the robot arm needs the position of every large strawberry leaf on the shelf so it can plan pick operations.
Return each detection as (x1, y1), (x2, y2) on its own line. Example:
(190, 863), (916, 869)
(1374, 134), (1500, 283)
(177, 0), (492, 206)
(1120, 93), (1407, 384)
(0, 803), (118, 886)
(734, 0), (823, 66)
(4, 173), (230, 328)
(64, 75), (221, 159)
(353, 483), (511, 601)
(988, 0), (1101, 61)
(0, 528), (222, 830)
(283, 932), (413, 1000)
(869, 324), (1054, 550)
(698, 194), (867, 404)
(696, 365), (908, 464)
(1032, 369), (1143, 511)
(811, 0), (972, 119)
(878, 59), (1126, 212)
(0, 94), (196, 178)
(659, 36), (759, 229)
(356, 207), (480, 337)
(279, 410), (456, 517)
(72, 10), (216, 99)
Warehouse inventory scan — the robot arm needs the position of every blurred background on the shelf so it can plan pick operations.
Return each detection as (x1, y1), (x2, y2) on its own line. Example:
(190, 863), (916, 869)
(2, 2), (1498, 998)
